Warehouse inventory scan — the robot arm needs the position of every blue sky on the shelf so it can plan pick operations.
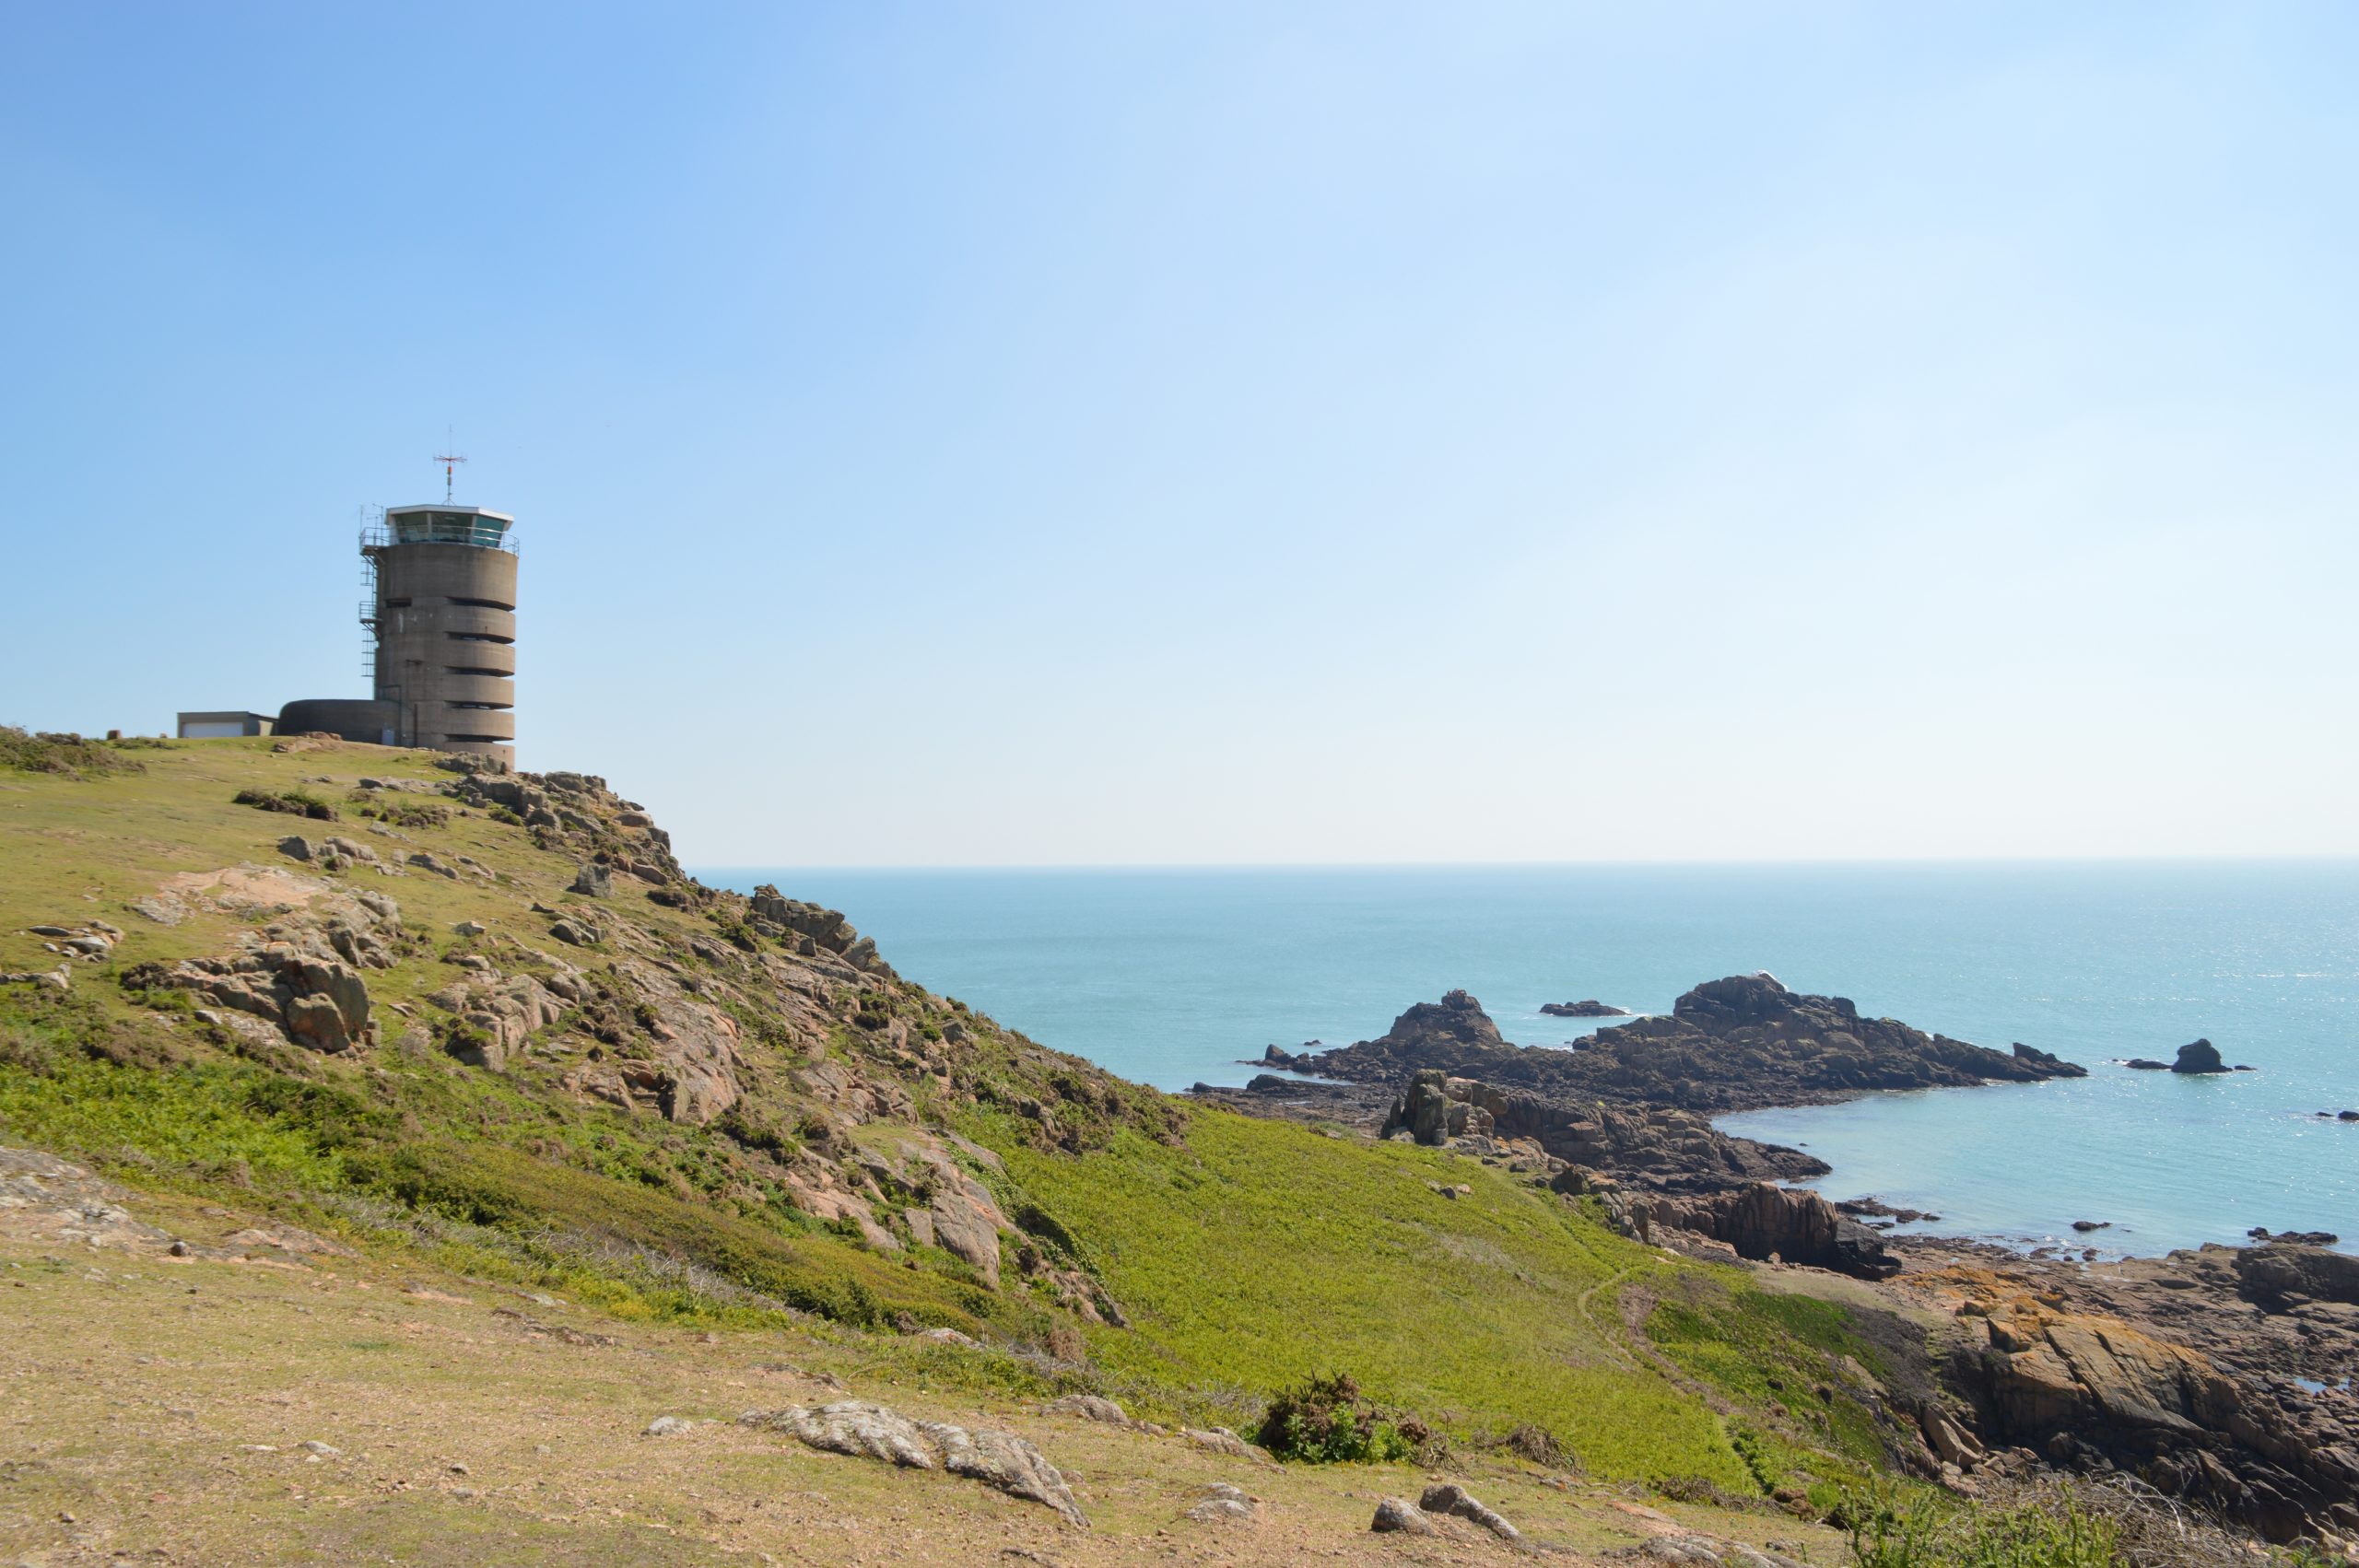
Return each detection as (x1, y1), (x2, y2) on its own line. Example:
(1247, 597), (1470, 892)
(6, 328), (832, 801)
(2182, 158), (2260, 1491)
(4, 3), (2354, 864)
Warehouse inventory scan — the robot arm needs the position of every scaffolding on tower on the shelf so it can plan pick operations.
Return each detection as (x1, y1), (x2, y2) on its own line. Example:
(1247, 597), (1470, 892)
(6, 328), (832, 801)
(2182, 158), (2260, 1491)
(358, 505), (388, 683)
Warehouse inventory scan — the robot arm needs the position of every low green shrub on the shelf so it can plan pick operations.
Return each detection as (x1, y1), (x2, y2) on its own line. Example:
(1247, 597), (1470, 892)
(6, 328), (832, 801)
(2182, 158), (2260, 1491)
(232, 787), (337, 821)
(1254, 1372), (1422, 1464)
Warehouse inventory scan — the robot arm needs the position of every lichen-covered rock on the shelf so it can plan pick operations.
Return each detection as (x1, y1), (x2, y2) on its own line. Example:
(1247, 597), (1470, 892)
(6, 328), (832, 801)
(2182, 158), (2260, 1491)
(1418, 1482), (1519, 1540)
(611, 959), (745, 1124)
(130, 935), (376, 1055)
(738, 1401), (1085, 1526)
(1369, 1497), (1436, 1534)
(283, 992), (356, 1053)
(1182, 1482), (1258, 1523)
(1041, 1395), (1131, 1426)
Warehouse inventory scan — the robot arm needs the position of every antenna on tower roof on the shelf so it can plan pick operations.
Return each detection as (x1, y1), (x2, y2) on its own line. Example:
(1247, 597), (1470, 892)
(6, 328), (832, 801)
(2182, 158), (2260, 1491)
(432, 432), (466, 505)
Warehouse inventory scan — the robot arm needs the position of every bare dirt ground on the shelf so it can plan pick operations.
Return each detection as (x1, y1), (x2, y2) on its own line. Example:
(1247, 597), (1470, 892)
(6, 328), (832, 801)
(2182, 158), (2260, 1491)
(0, 1158), (1847, 1567)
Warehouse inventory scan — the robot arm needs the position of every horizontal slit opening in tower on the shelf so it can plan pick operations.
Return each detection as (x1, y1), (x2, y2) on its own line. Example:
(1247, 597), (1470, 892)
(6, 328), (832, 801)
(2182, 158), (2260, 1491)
(445, 596), (515, 612)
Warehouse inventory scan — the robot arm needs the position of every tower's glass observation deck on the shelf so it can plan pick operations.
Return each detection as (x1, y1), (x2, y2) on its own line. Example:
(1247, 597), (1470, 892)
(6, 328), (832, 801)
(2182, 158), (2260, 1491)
(383, 505), (517, 551)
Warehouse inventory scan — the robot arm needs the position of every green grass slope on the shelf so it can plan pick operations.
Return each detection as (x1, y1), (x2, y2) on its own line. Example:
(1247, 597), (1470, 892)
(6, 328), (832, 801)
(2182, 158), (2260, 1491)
(0, 729), (1897, 1505)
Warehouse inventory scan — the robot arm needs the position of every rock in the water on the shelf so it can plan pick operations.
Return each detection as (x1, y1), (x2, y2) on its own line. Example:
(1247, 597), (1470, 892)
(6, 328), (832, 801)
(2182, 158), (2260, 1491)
(2124, 1058), (2169, 1071)
(2071, 1220), (2110, 1233)
(739, 1401), (1085, 1526)
(1541, 999), (1629, 1017)
(1369, 1497), (1437, 1535)
(1418, 1482), (1519, 1540)
(2170, 1038), (2229, 1074)
(1315, 974), (2086, 1118)
(1383, 989), (1504, 1050)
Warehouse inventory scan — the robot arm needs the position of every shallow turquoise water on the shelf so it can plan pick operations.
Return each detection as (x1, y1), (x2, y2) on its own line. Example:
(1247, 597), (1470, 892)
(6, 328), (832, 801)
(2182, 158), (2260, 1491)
(702, 862), (2358, 1255)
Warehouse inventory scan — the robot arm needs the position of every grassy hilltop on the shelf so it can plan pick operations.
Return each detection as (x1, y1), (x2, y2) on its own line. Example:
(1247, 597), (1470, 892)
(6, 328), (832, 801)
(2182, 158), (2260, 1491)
(0, 729), (2142, 1565)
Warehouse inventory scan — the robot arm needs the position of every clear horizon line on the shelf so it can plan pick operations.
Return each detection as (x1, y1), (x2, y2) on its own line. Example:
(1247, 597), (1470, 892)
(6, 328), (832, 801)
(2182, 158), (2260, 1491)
(686, 852), (2359, 875)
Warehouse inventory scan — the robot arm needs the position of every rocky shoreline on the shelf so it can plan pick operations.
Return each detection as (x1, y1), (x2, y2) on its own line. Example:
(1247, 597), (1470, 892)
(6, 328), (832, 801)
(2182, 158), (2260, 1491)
(1191, 980), (2359, 1549)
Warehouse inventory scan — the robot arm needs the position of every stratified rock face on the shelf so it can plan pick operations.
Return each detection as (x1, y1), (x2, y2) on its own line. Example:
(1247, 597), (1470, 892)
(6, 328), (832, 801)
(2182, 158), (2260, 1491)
(1633, 1182), (1900, 1281)
(1313, 976), (2086, 1116)
(2171, 1037), (2229, 1074)
(1379, 1069), (1826, 1192)
(739, 1401), (1086, 1526)
(1938, 1284), (2359, 1543)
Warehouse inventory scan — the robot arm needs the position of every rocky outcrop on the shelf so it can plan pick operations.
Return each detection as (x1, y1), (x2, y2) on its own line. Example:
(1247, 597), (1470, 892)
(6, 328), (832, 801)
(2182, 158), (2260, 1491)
(2234, 1244), (2359, 1309)
(127, 892), (401, 1054)
(1309, 977), (2087, 1116)
(749, 886), (893, 976)
(1633, 1182), (1900, 1280)
(427, 970), (575, 1071)
(1379, 1070), (1825, 1192)
(1892, 1245), (2359, 1546)
(738, 1401), (1085, 1526)
(1933, 1281), (2358, 1541)
(2171, 1038), (2229, 1074)
(447, 769), (696, 902)
(1380, 989), (1501, 1050)
(1541, 999), (1628, 1018)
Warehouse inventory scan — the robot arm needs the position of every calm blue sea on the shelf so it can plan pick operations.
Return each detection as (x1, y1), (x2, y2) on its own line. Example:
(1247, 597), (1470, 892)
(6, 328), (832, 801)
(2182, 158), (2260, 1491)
(702, 863), (2359, 1257)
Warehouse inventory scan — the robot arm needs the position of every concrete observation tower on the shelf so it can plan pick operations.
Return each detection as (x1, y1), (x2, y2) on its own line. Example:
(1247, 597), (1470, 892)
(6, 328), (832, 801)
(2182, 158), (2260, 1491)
(359, 501), (519, 769)
(258, 453), (523, 768)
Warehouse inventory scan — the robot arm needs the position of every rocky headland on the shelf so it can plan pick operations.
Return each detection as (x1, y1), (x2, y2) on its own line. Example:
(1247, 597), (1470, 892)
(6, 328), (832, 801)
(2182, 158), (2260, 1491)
(1195, 984), (2359, 1548)
(1295, 976), (2089, 1116)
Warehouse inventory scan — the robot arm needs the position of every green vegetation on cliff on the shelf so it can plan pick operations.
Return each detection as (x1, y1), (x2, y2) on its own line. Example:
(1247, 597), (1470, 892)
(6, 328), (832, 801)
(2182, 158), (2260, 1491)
(0, 732), (1908, 1505)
